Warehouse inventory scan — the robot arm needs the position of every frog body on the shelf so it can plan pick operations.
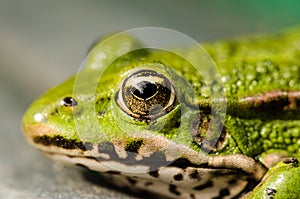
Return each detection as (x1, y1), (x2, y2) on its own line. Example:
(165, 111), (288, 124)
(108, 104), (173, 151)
(22, 28), (300, 199)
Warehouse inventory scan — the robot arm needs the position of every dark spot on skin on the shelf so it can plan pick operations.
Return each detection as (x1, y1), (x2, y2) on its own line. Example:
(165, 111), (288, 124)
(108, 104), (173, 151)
(126, 177), (138, 185)
(144, 182), (153, 187)
(84, 142), (93, 151)
(265, 188), (277, 197)
(50, 108), (59, 115)
(190, 194), (195, 199)
(33, 135), (87, 151)
(189, 169), (200, 180)
(84, 156), (99, 161)
(219, 188), (230, 197)
(96, 97), (111, 103)
(211, 188), (230, 199)
(105, 171), (121, 175)
(98, 110), (106, 116)
(283, 157), (299, 166)
(169, 184), (181, 196)
(96, 97), (110, 117)
(125, 139), (144, 153)
(62, 96), (78, 107)
(193, 181), (213, 190)
(148, 170), (159, 178)
(169, 158), (208, 169)
(228, 179), (237, 185)
(75, 163), (90, 170)
(174, 121), (181, 128)
(173, 173), (183, 181)
(139, 151), (169, 172)
(98, 142), (119, 159)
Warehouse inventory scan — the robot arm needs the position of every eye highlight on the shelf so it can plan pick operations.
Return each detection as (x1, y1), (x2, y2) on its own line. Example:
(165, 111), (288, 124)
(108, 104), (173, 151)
(116, 69), (176, 121)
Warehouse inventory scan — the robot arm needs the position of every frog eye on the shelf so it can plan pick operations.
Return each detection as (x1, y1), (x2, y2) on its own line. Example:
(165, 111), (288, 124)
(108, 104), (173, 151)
(116, 69), (176, 121)
(61, 97), (78, 107)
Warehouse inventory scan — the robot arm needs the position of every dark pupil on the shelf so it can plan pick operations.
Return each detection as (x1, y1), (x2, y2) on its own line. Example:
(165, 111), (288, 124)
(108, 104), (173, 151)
(131, 81), (157, 99)
(62, 97), (78, 107)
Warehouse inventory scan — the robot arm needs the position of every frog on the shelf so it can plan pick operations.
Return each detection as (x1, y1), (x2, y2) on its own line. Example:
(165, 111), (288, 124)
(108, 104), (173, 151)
(22, 27), (300, 199)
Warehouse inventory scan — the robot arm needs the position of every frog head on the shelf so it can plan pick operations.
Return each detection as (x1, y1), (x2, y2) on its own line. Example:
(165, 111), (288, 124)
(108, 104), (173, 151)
(22, 32), (270, 198)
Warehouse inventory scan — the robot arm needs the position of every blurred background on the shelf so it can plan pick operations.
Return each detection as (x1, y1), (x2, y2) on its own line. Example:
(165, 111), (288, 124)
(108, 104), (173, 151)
(1, 1), (300, 198)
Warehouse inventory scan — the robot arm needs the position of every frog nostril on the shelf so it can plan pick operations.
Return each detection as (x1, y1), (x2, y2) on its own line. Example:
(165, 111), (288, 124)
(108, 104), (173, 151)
(58, 97), (81, 116)
(61, 97), (78, 107)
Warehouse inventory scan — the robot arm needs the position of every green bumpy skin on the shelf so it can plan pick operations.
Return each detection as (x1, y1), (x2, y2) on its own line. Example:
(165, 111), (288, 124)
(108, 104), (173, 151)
(243, 158), (300, 199)
(22, 27), (300, 198)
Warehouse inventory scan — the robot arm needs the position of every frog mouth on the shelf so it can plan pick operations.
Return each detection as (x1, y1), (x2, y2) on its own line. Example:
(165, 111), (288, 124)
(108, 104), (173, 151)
(26, 123), (266, 182)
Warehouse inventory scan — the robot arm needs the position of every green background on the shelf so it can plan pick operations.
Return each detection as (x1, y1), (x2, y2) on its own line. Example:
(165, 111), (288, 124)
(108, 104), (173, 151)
(1, 1), (300, 198)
